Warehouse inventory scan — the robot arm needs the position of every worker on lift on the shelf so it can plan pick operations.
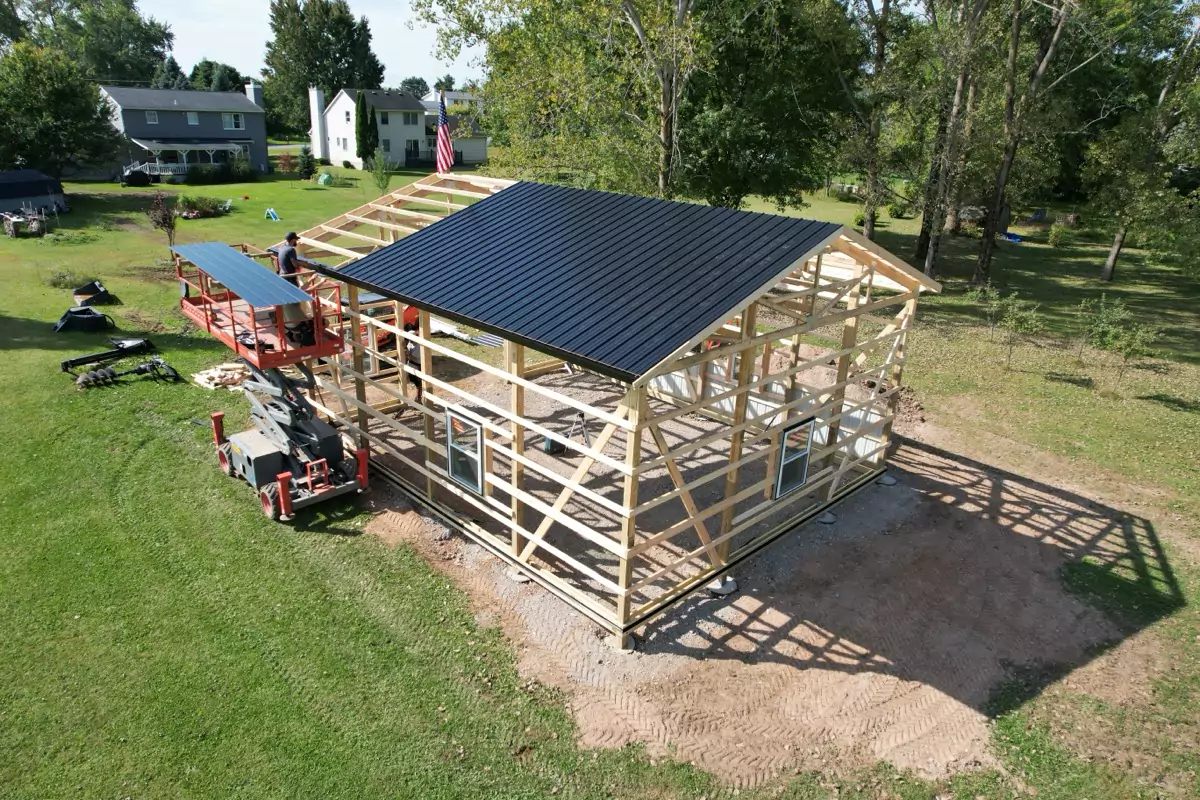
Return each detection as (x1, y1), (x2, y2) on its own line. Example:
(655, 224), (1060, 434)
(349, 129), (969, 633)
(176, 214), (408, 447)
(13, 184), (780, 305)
(276, 232), (303, 285)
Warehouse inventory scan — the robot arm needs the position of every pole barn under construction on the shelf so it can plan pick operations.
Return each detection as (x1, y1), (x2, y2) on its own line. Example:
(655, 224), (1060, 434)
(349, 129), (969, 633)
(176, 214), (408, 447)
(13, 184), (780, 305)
(293, 173), (941, 646)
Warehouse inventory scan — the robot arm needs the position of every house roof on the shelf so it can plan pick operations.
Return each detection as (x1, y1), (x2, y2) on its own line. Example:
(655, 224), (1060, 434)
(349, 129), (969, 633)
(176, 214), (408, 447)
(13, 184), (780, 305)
(335, 89), (425, 112)
(328, 182), (845, 383)
(423, 90), (480, 103)
(424, 114), (483, 137)
(100, 86), (262, 113)
(171, 243), (312, 308)
(0, 169), (62, 200)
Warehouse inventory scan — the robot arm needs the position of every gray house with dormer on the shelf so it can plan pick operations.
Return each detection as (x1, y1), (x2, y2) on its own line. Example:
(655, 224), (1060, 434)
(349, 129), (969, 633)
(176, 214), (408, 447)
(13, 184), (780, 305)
(100, 84), (269, 178)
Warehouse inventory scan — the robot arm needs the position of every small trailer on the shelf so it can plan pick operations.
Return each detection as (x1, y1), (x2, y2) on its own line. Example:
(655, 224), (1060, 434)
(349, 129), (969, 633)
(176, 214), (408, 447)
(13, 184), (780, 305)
(172, 242), (368, 520)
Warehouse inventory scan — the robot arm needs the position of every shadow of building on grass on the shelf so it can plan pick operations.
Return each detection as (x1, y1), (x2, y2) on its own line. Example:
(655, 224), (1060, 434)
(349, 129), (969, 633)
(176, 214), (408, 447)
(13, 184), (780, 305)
(641, 435), (1183, 720)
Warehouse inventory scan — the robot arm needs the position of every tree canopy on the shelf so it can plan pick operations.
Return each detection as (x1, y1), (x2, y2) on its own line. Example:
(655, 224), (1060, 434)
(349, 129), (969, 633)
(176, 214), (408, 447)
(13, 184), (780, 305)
(190, 59), (250, 92)
(262, 0), (385, 133)
(400, 75), (430, 96)
(150, 54), (188, 89)
(433, 73), (455, 91)
(0, 42), (122, 176)
(17, 0), (172, 84)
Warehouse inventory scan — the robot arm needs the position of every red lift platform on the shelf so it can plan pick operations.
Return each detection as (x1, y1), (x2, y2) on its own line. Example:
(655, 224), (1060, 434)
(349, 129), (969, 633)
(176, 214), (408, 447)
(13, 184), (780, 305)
(172, 243), (367, 520)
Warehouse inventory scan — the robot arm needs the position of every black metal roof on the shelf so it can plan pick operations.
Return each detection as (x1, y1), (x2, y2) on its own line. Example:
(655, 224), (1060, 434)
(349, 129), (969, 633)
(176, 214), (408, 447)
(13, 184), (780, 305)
(0, 169), (62, 200)
(331, 182), (842, 382)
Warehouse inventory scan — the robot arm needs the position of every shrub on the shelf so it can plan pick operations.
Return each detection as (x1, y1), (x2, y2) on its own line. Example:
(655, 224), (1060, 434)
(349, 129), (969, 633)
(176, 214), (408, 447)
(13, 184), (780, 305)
(229, 156), (257, 182)
(145, 191), (177, 255)
(852, 208), (876, 228)
(1109, 323), (1159, 384)
(831, 187), (857, 203)
(964, 280), (1004, 339)
(124, 170), (151, 188)
(998, 292), (1044, 371)
(278, 152), (298, 174)
(297, 146), (316, 180)
(1047, 223), (1066, 248)
(886, 200), (912, 219)
(317, 157), (332, 166)
(45, 269), (97, 289)
(176, 195), (224, 218)
(341, 159), (355, 170)
(1077, 293), (1130, 358)
(185, 164), (232, 185)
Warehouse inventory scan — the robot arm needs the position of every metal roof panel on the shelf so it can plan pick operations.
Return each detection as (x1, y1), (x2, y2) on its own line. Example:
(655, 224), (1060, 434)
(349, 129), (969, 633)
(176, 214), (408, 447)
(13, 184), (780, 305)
(171, 243), (312, 308)
(333, 182), (843, 382)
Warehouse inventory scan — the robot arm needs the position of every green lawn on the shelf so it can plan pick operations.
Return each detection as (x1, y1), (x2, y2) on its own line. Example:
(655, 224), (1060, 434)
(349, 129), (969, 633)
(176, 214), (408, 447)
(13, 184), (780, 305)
(1, 175), (1197, 798)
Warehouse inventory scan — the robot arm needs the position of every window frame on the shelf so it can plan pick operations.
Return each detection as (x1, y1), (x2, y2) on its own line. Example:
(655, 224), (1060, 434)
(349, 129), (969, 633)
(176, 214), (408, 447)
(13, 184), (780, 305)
(445, 410), (485, 495)
(345, 110), (351, 123)
(145, 110), (158, 125)
(186, 111), (199, 126)
(381, 138), (390, 152)
(402, 111), (418, 126)
(774, 417), (816, 500)
(222, 112), (244, 131)
(379, 111), (389, 125)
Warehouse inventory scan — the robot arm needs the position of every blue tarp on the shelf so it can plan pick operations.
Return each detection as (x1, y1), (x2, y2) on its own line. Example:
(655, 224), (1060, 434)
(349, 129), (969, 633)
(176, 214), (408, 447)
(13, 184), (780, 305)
(171, 242), (312, 308)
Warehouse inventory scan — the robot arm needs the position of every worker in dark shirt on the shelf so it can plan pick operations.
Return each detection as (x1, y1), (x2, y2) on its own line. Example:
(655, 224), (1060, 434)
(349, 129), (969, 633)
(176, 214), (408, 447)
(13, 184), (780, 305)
(277, 232), (302, 285)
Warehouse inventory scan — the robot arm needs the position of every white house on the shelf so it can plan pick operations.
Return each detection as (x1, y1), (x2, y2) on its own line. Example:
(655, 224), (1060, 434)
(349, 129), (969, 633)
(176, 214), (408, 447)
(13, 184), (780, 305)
(309, 87), (426, 169)
(309, 86), (489, 169)
(420, 89), (483, 113)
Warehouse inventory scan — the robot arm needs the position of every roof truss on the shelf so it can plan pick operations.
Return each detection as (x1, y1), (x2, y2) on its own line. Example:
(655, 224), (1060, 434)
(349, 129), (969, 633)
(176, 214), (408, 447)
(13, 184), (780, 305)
(296, 172), (516, 267)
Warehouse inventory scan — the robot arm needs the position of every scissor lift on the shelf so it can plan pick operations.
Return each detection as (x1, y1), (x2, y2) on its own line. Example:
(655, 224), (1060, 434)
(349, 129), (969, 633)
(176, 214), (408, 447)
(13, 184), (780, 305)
(173, 243), (368, 520)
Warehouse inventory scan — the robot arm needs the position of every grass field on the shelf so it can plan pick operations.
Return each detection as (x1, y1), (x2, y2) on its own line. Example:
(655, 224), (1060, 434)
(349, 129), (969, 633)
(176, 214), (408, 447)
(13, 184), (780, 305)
(1, 173), (1197, 798)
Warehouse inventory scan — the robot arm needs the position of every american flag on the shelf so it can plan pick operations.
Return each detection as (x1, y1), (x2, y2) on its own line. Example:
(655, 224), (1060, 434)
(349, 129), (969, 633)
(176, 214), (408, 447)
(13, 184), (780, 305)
(436, 92), (453, 174)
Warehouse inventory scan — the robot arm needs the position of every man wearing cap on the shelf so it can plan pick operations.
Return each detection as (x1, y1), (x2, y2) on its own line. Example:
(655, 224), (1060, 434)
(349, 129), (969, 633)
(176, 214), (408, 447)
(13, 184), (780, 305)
(277, 232), (302, 285)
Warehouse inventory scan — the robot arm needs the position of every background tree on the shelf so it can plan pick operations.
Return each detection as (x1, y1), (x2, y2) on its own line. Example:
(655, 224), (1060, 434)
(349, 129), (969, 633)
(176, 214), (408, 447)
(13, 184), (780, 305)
(145, 191), (176, 255)
(189, 59), (250, 92)
(1, 0), (22, 45)
(262, 0), (385, 133)
(368, 146), (391, 196)
(18, 0), (172, 85)
(676, 0), (857, 209)
(297, 145), (316, 179)
(399, 75), (429, 96)
(355, 91), (379, 160)
(434, 73), (455, 91)
(0, 42), (122, 177)
(150, 54), (188, 89)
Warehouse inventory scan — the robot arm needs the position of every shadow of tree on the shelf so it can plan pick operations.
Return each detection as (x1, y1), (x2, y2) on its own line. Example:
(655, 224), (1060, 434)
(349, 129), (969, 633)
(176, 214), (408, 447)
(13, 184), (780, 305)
(1137, 393), (1200, 414)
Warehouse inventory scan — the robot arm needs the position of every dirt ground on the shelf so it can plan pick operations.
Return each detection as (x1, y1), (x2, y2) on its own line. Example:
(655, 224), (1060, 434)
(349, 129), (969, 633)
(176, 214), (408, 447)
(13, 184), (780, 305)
(364, 402), (1185, 787)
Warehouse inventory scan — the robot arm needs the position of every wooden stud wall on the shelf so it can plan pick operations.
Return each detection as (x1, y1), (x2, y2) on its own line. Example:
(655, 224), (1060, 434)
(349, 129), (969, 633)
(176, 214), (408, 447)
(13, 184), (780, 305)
(301, 233), (927, 641)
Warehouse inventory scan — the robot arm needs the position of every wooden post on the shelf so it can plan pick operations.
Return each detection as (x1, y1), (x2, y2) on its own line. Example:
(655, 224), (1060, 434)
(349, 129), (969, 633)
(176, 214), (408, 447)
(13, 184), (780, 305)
(823, 265), (866, 495)
(346, 284), (370, 449)
(393, 300), (407, 396)
(418, 308), (436, 497)
(878, 296), (916, 453)
(615, 386), (644, 650)
(717, 303), (758, 561)
(505, 340), (526, 555)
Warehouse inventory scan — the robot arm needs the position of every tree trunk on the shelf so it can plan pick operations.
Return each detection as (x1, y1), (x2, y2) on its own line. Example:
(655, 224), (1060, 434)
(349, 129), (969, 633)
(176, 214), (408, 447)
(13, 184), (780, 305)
(862, 0), (890, 242)
(1101, 225), (1125, 281)
(944, 76), (977, 234)
(915, 100), (950, 263)
(975, 0), (1070, 284)
(658, 75), (674, 197)
(864, 118), (880, 240)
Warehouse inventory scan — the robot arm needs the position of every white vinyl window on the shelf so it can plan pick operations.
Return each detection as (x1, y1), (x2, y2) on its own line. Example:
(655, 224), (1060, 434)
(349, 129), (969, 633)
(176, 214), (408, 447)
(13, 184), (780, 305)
(145, 110), (158, 124)
(402, 111), (418, 126)
(774, 418), (815, 499)
(445, 411), (484, 494)
(345, 110), (351, 123)
(379, 111), (389, 125)
(186, 111), (199, 126)
(381, 139), (390, 152)
(222, 112), (245, 130)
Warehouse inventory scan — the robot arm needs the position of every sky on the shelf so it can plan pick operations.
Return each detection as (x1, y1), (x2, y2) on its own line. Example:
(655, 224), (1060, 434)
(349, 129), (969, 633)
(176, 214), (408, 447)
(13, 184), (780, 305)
(139, 0), (484, 89)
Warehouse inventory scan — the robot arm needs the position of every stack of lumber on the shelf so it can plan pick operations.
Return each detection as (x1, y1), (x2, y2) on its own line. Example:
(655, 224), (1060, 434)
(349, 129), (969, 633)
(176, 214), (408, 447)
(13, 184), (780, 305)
(192, 363), (250, 390)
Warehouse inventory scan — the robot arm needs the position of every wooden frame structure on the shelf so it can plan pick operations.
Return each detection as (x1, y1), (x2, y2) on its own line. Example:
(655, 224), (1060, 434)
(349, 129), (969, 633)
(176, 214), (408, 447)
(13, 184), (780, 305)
(293, 175), (940, 646)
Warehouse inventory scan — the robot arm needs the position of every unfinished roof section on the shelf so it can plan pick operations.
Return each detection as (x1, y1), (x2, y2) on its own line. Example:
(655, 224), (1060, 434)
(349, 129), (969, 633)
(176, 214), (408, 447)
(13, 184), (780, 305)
(328, 182), (848, 382)
(171, 243), (312, 307)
